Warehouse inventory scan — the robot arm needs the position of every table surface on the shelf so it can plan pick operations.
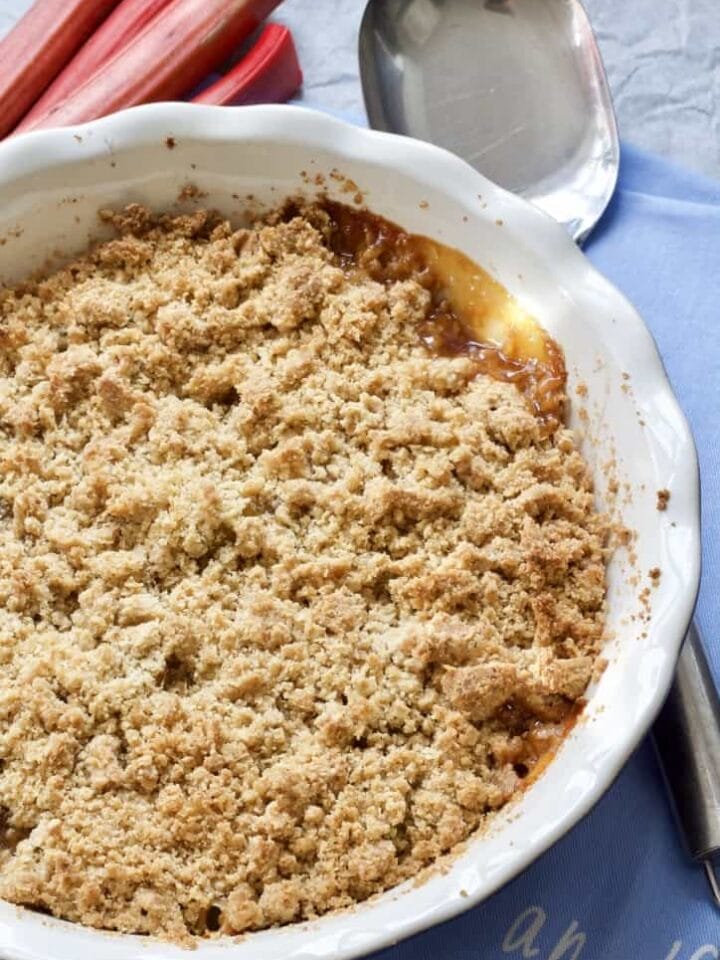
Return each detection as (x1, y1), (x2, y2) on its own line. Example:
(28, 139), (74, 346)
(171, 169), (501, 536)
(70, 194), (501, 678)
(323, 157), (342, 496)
(276, 0), (720, 177)
(276, 0), (719, 179)
(1, 0), (719, 179)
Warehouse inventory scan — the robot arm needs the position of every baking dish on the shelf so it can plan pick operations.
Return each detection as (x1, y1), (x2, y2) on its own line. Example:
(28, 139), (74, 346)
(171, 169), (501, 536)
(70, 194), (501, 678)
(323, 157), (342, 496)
(0, 104), (700, 960)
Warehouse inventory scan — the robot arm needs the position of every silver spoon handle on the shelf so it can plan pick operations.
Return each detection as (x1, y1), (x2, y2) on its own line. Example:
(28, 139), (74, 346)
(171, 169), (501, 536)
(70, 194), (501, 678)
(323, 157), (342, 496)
(653, 621), (720, 866)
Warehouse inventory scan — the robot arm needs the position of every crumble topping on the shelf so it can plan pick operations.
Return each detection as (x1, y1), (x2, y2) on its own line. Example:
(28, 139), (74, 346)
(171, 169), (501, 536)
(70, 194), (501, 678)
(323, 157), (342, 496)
(0, 203), (608, 941)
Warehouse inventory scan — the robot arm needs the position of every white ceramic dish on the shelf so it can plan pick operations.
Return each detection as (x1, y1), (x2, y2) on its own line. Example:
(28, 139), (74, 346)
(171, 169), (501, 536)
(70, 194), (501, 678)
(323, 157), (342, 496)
(0, 104), (700, 960)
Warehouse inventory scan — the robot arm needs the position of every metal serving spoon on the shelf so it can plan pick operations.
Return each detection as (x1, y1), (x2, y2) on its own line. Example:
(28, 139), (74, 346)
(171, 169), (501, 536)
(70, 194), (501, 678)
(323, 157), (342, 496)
(359, 0), (720, 903)
(359, 0), (618, 244)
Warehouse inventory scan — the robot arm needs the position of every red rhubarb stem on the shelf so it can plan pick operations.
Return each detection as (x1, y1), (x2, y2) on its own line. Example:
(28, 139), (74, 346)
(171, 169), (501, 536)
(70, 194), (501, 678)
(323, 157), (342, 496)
(0, 0), (121, 138)
(17, 0), (175, 132)
(19, 0), (283, 133)
(192, 23), (302, 107)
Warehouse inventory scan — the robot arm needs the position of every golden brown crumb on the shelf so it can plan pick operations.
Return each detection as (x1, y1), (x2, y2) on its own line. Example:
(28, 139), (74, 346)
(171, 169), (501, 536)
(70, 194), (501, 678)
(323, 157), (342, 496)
(592, 657), (609, 681)
(177, 183), (207, 203)
(0, 204), (608, 941)
(649, 567), (662, 585)
(656, 488), (671, 511)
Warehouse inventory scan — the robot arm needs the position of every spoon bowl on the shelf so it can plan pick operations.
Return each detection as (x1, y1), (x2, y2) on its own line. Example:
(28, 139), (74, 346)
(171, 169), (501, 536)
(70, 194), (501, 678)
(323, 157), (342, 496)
(359, 0), (619, 242)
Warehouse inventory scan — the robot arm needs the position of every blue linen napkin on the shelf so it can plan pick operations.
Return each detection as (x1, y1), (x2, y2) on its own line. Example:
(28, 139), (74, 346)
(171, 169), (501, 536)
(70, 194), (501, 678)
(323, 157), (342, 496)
(360, 145), (720, 960)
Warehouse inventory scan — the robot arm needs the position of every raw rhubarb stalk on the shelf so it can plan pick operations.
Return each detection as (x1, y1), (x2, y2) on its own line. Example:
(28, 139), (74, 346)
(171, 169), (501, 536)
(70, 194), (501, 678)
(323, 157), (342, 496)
(20, 0), (282, 133)
(17, 0), (174, 132)
(192, 24), (301, 106)
(0, 0), (120, 138)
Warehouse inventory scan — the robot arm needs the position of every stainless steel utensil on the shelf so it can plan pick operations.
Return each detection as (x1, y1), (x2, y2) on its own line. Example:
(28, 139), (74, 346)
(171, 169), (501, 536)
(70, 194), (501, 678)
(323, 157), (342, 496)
(359, 0), (720, 903)
(359, 0), (618, 244)
(655, 623), (720, 904)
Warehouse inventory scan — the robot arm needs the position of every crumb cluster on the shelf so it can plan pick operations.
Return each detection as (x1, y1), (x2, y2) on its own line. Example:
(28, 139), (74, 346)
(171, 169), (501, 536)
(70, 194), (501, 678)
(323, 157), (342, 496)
(0, 204), (608, 940)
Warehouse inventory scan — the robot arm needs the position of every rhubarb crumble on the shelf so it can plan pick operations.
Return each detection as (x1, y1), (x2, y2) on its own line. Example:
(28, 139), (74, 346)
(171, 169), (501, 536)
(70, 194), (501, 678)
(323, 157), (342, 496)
(0, 200), (608, 941)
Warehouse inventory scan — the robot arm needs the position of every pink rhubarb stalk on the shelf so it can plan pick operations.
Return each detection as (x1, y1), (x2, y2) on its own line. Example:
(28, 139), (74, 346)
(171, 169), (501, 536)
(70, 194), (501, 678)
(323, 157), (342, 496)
(0, 0), (120, 137)
(17, 0), (175, 132)
(192, 23), (302, 106)
(20, 0), (283, 132)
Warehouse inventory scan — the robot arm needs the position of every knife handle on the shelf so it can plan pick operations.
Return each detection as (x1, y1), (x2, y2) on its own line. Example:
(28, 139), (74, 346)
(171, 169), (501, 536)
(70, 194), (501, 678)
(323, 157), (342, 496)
(653, 621), (720, 862)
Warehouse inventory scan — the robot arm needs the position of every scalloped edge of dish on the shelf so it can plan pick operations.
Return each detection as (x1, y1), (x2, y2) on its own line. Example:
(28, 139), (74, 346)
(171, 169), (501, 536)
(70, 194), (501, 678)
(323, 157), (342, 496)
(0, 104), (701, 960)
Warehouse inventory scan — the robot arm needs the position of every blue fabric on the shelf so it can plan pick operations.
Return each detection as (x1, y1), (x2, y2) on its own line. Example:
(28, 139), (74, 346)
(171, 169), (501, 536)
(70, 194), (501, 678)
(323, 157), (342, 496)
(366, 144), (720, 959)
